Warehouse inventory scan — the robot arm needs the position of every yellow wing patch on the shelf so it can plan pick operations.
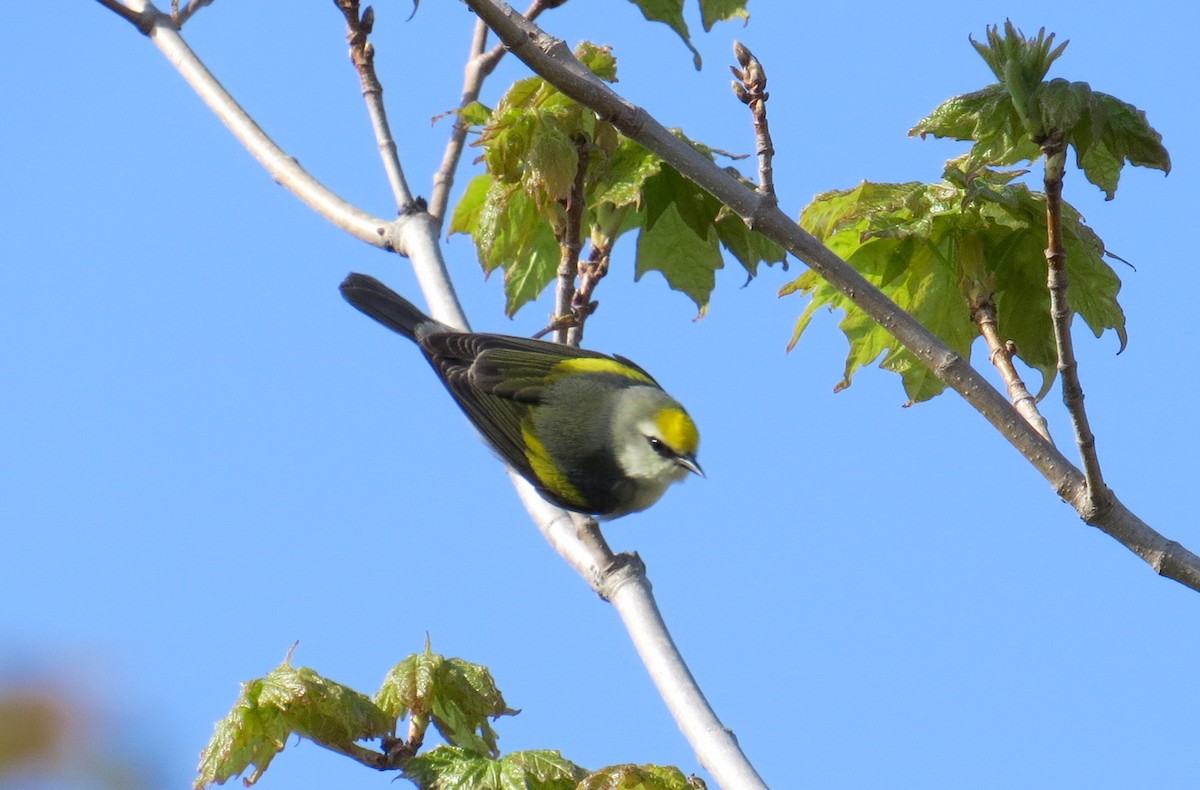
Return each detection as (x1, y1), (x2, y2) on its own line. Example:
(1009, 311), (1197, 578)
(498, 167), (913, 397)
(520, 418), (588, 509)
(555, 357), (655, 384)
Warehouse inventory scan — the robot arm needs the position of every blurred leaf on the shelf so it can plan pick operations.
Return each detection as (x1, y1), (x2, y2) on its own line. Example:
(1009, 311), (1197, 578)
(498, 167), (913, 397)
(0, 692), (66, 775)
(782, 165), (1126, 403)
(195, 661), (392, 789)
(579, 762), (701, 789)
(376, 644), (516, 758)
(404, 746), (585, 790)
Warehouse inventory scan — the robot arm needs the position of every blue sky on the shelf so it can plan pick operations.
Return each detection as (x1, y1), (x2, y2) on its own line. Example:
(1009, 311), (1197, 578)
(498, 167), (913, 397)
(2, 1), (1198, 788)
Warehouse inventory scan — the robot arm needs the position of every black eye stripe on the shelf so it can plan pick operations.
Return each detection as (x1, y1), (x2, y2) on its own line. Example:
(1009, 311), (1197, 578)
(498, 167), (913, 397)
(646, 435), (674, 458)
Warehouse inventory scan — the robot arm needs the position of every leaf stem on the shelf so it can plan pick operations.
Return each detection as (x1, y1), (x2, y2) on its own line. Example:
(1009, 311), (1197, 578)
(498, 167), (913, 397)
(1043, 140), (1109, 514)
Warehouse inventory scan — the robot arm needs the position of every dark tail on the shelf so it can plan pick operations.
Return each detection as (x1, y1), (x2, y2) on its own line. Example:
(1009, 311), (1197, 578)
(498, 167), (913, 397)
(339, 273), (439, 341)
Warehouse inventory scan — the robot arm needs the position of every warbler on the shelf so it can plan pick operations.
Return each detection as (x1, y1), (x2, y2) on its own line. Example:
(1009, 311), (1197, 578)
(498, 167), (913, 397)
(339, 272), (703, 518)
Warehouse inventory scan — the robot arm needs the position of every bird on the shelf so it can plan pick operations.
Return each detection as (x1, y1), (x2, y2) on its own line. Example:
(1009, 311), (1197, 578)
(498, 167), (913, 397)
(339, 272), (703, 518)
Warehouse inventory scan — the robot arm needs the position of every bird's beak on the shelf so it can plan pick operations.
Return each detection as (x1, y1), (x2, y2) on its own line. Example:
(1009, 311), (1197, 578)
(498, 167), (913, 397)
(677, 454), (705, 478)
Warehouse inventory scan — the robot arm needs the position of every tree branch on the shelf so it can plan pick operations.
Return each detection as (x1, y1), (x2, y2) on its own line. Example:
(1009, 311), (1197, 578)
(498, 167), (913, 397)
(96, 13), (724, 788)
(460, 0), (1200, 595)
(1043, 140), (1108, 509)
(554, 137), (589, 346)
(334, 0), (415, 213)
(171, 0), (214, 26)
(969, 296), (1052, 442)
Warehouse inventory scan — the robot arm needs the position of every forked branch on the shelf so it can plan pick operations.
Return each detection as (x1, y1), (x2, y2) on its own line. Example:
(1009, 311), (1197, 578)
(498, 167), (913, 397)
(969, 296), (1052, 441)
(461, 0), (1200, 596)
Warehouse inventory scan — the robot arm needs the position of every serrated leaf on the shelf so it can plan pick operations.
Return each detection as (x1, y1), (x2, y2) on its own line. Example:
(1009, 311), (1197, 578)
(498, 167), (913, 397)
(376, 645), (515, 758)
(785, 168), (1126, 403)
(714, 209), (786, 277)
(576, 41), (619, 82)
(636, 167), (723, 312)
(625, 0), (702, 69)
(457, 100), (493, 129)
(579, 763), (699, 790)
(404, 747), (585, 790)
(195, 662), (393, 790)
(525, 122), (580, 206)
(1069, 90), (1171, 199)
(913, 25), (1169, 199)
(699, 0), (748, 31)
(591, 139), (664, 209)
(910, 85), (1041, 168)
(453, 65), (781, 317)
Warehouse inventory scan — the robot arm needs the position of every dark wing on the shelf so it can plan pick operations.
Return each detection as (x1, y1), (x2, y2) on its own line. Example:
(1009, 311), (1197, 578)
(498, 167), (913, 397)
(417, 332), (612, 504)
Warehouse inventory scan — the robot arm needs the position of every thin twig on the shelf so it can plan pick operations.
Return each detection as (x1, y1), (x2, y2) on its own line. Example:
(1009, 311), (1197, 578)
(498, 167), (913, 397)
(427, 0), (566, 226)
(552, 137), (589, 346)
(1043, 139), (1108, 512)
(970, 296), (1053, 441)
(571, 243), (609, 337)
(730, 41), (776, 201)
(334, 0), (415, 212)
(172, 0), (214, 26)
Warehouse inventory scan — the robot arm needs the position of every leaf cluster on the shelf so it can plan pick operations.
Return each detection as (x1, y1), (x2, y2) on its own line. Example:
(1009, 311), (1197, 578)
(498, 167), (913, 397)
(376, 644), (516, 757)
(194, 647), (700, 790)
(788, 21), (1167, 402)
(783, 162), (1126, 403)
(912, 20), (1170, 199)
(194, 660), (394, 788)
(451, 42), (783, 317)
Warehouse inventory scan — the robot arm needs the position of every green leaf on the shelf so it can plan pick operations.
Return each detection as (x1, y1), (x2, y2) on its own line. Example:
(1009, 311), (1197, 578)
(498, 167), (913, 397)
(1069, 89), (1171, 199)
(452, 49), (780, 317)
(911, 85), (1042, 168)
(625, 0), (702, 69)
(913, 25), (1170, 199)
(376, 644), (516, 758)
(457, 100), (493, 129)
(635, 166), (723, 313)
(784, 167), (1126, 403)
(404, 747), (586, 790)
(195, 661), (393, 790)
(579, 763), (701, 790)
(591, 138), (664, 210)
(576, 41), (619, 82)
(699, 0), (749, 31)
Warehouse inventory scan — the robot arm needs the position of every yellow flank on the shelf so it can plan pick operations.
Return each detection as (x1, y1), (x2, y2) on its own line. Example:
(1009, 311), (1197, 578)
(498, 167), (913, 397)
(556, 356), (655, 383)
(655, 407), (699, 454)
(520, 419), (587, 508)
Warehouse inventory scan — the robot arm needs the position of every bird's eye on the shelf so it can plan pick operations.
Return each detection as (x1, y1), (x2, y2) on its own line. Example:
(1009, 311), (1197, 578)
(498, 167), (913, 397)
(646, 435), (674, 458)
